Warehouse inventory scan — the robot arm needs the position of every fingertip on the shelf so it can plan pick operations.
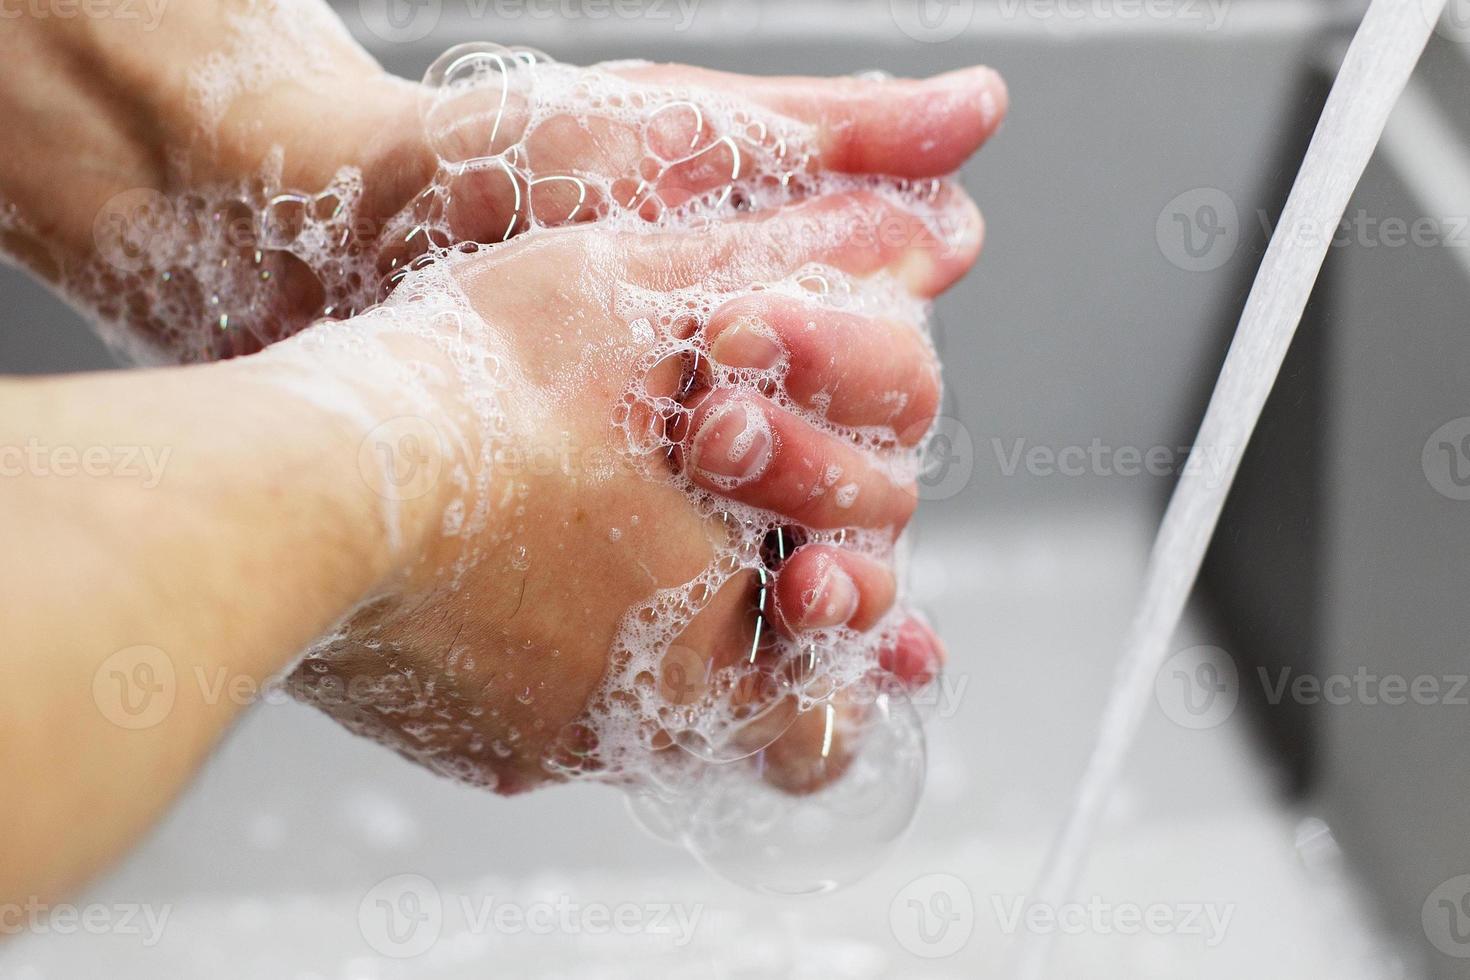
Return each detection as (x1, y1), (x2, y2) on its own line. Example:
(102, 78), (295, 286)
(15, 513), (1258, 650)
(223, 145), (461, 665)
(757, 701), (853, 796)
(986, 67), (1011, 128)
(879, 617), (945, 688)
(774, 545), (898, 634)
(687, 396), (775, 489)
(684, 391), (917, 531)
(888, 189), (983, 299)
(949, 65), (1009, 131)
(930, 65), (1009, 134)
(706, 293), (942, 440)
(796, 559), (862, 631)
(870, 65), (1010, 178)
(923, 190), (985, 297)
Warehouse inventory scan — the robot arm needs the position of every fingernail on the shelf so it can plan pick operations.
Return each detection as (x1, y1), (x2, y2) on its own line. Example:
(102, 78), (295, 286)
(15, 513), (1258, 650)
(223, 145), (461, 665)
(802, 565), (860, 629)
(709, 318), (784, 370)
(691, 400), (772, 485)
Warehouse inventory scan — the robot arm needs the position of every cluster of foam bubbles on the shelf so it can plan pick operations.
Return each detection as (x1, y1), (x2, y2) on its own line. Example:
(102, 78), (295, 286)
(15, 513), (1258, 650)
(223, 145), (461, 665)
(562, 268), (928, 770)
(52, 40), (965, 368)
(70, 163), (380, 363)
(583, 258), (938, 890)
(10, 35), (965, 891)
(188, 0), (371, 136)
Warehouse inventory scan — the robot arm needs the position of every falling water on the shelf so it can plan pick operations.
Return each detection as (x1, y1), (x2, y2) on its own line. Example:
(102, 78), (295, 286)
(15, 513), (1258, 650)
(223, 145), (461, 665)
(1019, 0), (1448, 974)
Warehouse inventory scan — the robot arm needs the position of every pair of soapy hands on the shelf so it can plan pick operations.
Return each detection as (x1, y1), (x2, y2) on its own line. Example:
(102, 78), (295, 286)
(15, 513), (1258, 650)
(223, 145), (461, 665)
(119, 31), (1009, 794)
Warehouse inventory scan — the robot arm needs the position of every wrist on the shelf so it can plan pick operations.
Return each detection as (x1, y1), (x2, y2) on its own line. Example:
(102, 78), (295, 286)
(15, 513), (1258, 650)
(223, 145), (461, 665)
(0, 5), (418, 273)
(249, 312), (495, 600)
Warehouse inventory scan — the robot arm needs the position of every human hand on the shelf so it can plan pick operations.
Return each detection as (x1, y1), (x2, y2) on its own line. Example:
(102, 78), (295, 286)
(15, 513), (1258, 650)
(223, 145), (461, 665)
(278, 185), (979, 794)
(0, 1), (1004, 362)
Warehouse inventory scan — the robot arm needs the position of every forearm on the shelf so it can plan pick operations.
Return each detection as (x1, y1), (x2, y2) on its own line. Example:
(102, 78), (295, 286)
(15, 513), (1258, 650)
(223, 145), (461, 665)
(0, 340), (442, 902)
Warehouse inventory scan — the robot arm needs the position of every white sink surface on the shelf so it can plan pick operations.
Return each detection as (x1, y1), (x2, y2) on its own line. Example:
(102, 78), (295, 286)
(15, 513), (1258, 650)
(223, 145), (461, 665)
(0, 508), (1401, 978)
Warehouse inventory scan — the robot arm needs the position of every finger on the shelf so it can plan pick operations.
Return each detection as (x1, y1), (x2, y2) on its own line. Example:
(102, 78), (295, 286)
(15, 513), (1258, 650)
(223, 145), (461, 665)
(683, 390), (917, 531)
(607, 64), (1009, 178)
(758, 617), (945, 794)
(421, 74), (532, 164)
(705, 294), (941, 443)
(626, 188), (984, 299)
(653, 572), (797, 761)
(772, 544), (897, 635)
(756, 700), (847, 795)
(878, 616), (946, 688)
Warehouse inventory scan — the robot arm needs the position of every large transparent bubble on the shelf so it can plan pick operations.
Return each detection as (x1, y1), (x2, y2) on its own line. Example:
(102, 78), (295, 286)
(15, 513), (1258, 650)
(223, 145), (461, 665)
(628, 685), (926, 895)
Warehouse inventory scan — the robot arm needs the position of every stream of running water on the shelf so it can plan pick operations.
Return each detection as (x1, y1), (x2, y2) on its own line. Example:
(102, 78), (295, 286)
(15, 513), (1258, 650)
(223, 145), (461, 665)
(1019, 0), (1448, 973)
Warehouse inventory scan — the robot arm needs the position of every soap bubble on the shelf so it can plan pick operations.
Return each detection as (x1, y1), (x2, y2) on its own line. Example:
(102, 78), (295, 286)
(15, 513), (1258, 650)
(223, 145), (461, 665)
(632, 685), (926, 895)
(656, 640), (800, 764)
(421, 43), (535, 164)
(624, 788), (685, 845)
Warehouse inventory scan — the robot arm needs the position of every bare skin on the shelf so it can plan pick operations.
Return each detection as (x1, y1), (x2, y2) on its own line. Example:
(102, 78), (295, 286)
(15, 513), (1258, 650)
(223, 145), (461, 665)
(0, 0), (1007, 349)
(0, 0), (1007, 909)
(297, 186), (982, 795)
(0, 187), (975, 902)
